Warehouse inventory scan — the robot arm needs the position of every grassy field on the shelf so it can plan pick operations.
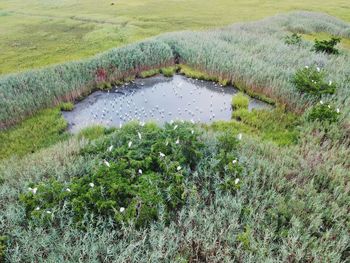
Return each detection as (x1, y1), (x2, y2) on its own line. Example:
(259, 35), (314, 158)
(0, 0), (350, 74)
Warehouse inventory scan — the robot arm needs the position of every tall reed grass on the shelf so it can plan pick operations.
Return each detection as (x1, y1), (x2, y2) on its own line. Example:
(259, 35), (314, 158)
(1, 12), (350, 130)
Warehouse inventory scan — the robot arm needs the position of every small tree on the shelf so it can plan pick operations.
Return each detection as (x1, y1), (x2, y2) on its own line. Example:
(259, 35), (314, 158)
(293, 66), (336, 96)
(313, 37), (341, 54)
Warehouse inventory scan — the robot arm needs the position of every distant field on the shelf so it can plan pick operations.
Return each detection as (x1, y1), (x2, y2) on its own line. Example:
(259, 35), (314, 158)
(0, 0), (349, 74)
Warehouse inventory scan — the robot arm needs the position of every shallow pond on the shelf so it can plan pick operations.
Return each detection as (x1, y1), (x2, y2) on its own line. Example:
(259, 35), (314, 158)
(63, 75), (270, 133)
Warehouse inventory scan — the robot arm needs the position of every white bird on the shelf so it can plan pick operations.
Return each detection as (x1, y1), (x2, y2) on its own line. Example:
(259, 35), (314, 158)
(176, 138), (180, 144)
(66, 188), (71, 192)
(138, 132), (142, 140)
(159, 152), (165, 157)
(120, 207), (125, 213)
(46, 211), (52, 214)
(232, 159), (237, 164)
(89, 183), (95, 188)
(128, 141), (133, 148)
(235, 178), (240, 185)
(316, 67), (321, 72)
(28, 187), (37, 194)
(104, 160), (110, 167)
(35, 207), (40, 211)
(336, 108), (340, 113)
(138, 169), (143, 174)
(108, 145), (113, 152)
(177, 166), (182, 171)
(191, 130), (194, 134)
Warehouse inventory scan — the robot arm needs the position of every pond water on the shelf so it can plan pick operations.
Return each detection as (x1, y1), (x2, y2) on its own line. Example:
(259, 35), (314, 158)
(63, 75), (270, 133)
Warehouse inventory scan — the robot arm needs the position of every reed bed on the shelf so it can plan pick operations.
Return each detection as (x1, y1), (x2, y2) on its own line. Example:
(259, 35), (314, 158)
(1, 12), (350, 130)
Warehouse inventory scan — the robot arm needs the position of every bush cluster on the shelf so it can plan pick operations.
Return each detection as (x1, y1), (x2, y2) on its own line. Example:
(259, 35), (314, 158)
(20, 122), (243, 228)
(293, 66), (336, 96)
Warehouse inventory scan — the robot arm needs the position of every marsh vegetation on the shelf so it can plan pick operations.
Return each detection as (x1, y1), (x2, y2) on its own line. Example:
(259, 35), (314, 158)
(0, 10), (349, 262)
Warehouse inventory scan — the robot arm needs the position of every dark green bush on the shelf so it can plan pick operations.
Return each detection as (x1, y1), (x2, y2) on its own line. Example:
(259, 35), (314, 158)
(313, 37), (341, 54)
(292, 66), (336, 96)
(0, 235), (7, 262)
(307, 103), (340, 123)
(284, 33), (302, 45)
(20, 122), (206, 228)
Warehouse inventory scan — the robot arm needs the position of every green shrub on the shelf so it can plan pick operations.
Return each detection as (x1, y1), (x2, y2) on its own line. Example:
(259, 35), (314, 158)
(307, 102), (340, 123)
(20, 122), (205, 227)
(284, 33), (302, 45)
(232, 92), (249, 110)
(313, 37), (341, 54)
(59, 102), (74, 111)
(292, 66), (336, 96)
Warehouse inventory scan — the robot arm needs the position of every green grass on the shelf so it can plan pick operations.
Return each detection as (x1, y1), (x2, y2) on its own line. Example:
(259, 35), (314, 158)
(160, 66), (177, 77)
(77, 125), (116, 141)
(232, 93), (249, 110)
(231, 108), (299, 146)
(1, 0), (350, 74)
(139, 69), (160, 78)
(59, 102), (74, 111)
(0, 108), (69, 160)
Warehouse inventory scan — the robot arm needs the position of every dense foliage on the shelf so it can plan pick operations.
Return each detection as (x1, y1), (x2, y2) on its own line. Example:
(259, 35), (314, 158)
(20, 122), (209, 227)
(307, 102), (340, 123)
